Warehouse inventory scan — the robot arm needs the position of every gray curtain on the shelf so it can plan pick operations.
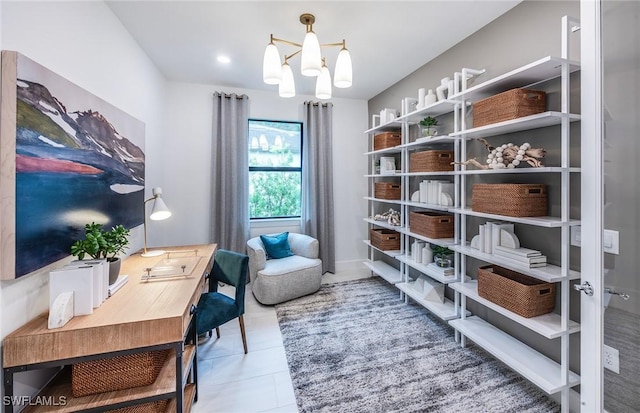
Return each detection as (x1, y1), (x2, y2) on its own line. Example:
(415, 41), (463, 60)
(302, 101), (335, 274)
(210, 92), (250, 253)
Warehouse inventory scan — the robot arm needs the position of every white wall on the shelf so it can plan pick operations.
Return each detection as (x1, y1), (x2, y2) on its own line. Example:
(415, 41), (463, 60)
(0, 0), (166, 400)
(161, 82), (369, 271)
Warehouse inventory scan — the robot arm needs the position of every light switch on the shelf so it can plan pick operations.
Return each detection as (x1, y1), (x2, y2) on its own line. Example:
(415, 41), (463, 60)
(603, 229), (619, 255)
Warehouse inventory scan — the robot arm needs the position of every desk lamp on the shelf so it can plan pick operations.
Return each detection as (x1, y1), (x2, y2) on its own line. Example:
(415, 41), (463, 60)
(142, 187), (171, 257)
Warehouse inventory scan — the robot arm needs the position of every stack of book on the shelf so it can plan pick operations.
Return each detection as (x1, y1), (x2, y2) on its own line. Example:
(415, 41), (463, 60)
(426, 262), (455, 276)
(493, 245), (547, 268)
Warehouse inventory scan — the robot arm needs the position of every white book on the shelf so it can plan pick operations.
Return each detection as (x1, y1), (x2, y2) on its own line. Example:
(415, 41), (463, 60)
(494, 245), (543, 258)
(484, 223), (493, 254)
(420, 180), (428, 203)
(494, 252), (548, 268)
(108, 274), (129, 297)
(494, 248), (546, 263)
(49, 267), (94, 316)
(438, 182), (454, 205)
(478, 224), (485, 253)
(68, 259), (109, 306)
(66, 261), (102, 307)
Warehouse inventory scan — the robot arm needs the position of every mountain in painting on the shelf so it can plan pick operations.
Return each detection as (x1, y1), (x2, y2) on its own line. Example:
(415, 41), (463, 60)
(15, 78), (144, 187)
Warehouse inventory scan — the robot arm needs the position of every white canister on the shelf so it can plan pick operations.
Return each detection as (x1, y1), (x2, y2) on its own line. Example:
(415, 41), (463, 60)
(425, 89), (437, 105)
(421, 244), (433, 264)
(418, 88), (426, 109)
(411, 240), (425, 262)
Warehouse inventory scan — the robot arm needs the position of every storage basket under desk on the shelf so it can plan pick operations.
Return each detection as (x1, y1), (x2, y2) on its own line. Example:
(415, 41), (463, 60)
(477, 265), (555, 318)
(71, 349), (170, 397)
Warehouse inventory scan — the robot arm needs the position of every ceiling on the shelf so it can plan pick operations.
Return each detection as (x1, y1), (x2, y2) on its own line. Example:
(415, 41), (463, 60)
(106, 1), (521, 101)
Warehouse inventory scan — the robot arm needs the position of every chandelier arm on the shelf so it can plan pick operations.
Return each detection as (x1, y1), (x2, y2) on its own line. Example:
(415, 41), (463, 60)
(319, 42), (344, 48)
(271, 36), (303, 48)
(284, 49), (302, 62)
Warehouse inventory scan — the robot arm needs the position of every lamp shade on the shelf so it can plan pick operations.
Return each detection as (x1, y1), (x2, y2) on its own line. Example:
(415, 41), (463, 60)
(315, 63), (332, 99)
(334, 47), (352, 88)
(149, 187), (171, 221)
(279, 62), (296, 98)
(300, 30), (322, 77)
(262, 41), (282, 85)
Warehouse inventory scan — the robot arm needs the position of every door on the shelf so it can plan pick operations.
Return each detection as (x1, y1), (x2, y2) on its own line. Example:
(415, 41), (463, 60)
(580, 1), (640, 411)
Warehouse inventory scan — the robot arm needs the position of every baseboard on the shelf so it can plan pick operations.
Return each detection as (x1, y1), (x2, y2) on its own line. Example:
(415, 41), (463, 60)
(334, 259), (369, 274)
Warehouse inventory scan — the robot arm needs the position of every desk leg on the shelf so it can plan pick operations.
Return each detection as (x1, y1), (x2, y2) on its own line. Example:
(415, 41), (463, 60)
(191, 312), (198, 403)
(3, 368), (14, 413)
(175, 342), (183, 413)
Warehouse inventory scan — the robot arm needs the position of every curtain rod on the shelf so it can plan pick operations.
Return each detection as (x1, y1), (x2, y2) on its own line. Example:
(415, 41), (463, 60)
(214, 92), (249, 99)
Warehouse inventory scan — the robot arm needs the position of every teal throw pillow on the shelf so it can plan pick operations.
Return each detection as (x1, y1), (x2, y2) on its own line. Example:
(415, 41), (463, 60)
(260, 232), (294, 259)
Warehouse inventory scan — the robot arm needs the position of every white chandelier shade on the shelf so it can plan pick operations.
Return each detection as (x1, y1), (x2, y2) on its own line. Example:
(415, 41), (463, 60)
(315, 61), (332, 99)
(279, 61), (296, 98)
(262, 40), (282, 85)
(333, 44), (352, 88)
(300, 30), (322, 77)
(263, 13), (352, 99)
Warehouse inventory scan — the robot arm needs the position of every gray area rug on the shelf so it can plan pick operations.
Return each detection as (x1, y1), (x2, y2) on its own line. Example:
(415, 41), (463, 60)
(275, 277), (559, 413)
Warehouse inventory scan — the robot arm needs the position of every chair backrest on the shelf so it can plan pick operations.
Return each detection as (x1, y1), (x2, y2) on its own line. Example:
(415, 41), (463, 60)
(210, 249), (249, 313)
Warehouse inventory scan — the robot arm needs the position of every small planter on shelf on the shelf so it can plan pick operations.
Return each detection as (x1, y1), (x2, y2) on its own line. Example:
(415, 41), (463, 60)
(419, 116), (438, 138)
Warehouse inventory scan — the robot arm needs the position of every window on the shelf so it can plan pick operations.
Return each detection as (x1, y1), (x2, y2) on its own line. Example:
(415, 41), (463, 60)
(248, 119), (302, 219)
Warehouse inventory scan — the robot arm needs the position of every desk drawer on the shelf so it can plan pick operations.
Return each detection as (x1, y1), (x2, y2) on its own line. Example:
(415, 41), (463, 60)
(183, 276), (205, 335)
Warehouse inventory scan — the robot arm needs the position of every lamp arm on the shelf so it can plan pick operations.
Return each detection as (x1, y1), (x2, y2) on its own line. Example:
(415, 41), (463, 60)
(142, 196), (156, 255)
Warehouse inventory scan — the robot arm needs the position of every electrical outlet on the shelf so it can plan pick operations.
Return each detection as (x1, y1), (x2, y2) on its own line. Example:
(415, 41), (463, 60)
(604, 344), (620, 374)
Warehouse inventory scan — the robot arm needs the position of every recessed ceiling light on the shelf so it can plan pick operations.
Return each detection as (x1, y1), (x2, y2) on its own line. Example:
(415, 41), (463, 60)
(217, 55), (231, 64)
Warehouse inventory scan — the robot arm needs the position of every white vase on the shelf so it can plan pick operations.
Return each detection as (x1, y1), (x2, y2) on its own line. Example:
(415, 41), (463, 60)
(425, 89), (437, 105)
(411, 240), (424, 262)
(421, 245), (433, 264)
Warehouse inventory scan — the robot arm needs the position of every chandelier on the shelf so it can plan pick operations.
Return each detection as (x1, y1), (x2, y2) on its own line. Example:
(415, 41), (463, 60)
(262, 13), (352, 99)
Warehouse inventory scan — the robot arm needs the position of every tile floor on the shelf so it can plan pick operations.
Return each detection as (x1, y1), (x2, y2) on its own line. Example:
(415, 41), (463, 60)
(192, 269), (371, 413)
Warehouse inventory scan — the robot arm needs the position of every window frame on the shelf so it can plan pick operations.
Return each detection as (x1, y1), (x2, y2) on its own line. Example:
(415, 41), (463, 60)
(248, 118), (303, 220)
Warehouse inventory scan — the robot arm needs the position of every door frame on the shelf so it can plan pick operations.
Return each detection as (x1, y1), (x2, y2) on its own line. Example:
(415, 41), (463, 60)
(580, 0), (604, 411)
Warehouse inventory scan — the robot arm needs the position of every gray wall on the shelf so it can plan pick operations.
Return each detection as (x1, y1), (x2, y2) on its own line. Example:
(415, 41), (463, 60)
(367, 0), (582, 375)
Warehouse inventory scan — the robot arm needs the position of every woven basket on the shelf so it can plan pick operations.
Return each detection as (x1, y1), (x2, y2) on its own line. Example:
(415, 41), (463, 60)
(409, 211), (454, 239)
(72, 350), (170, 397)
(374, 182), (401, 200)
(473, 88), (546, 128)
(472, 183), (547, 217)
(409, 150), (454, 172)
(107, 400), (169, 413)
(373, 132), (401, 151)
(370, 228), (400, 251)
(477, 265), (555, 318)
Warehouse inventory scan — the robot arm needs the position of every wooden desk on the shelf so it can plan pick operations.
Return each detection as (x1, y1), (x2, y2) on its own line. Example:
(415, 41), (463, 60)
(2, 243), (216, 413)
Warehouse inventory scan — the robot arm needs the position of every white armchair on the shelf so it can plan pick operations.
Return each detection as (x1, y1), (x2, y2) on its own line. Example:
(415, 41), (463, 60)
(247, 233), (322, 305)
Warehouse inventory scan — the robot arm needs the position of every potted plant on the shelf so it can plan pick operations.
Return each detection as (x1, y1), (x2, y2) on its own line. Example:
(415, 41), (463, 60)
(430, 244), (453, 268)
(419, 116), (439, 137)
(71, 222), (130, 284)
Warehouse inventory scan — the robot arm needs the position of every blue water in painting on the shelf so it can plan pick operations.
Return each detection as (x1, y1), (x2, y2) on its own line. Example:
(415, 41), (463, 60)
(16, 171), (143, 277)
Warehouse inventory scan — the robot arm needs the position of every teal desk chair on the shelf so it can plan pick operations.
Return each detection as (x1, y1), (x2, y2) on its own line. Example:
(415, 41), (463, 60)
(196, 249), (249, 353)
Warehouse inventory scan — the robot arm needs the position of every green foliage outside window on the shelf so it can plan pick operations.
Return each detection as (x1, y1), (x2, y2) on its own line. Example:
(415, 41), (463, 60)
(249, 147), (301, 219)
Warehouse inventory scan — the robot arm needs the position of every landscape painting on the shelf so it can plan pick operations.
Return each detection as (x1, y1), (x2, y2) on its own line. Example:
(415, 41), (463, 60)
(0, 50), (145, 279)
